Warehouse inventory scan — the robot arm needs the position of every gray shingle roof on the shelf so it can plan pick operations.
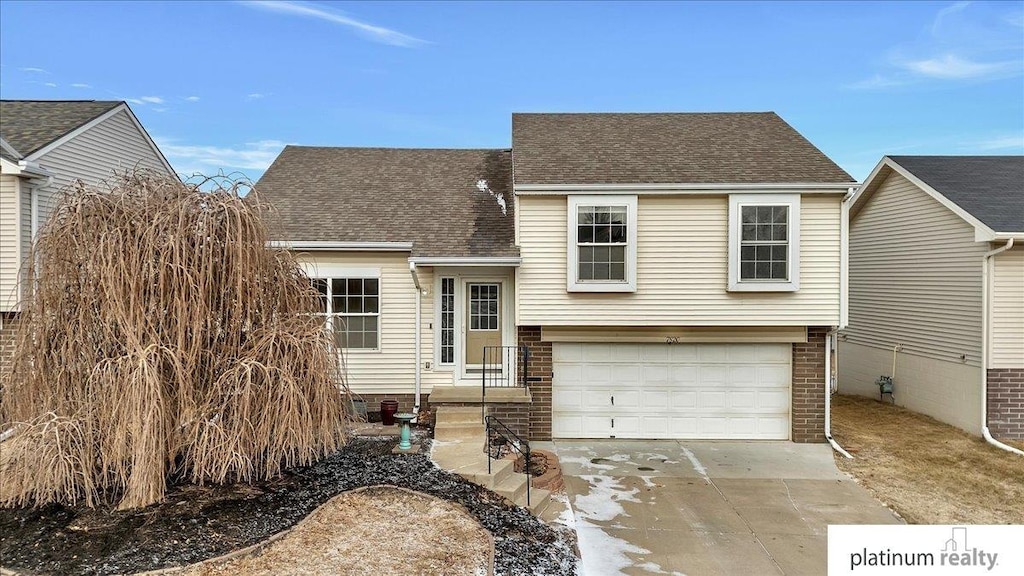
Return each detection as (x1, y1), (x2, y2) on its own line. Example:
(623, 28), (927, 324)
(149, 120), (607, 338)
(253, 146), (517, 258)
(511, 112), (854, 185)
(889, 156), (1024, 234)
(0, 100), (122, 157)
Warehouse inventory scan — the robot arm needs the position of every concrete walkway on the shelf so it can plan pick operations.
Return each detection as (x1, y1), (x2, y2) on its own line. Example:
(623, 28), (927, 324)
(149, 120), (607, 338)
(539, 440), (901, 576)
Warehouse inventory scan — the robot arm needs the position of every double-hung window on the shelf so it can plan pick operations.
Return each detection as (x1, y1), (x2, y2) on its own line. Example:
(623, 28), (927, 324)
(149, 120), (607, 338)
(311, 277), (380, 349)
(728, 194), (800, 292)
(567, 195), (638, 292)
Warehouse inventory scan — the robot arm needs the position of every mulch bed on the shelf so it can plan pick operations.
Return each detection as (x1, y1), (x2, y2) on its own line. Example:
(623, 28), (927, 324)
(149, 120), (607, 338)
(0, 434), (578, 576)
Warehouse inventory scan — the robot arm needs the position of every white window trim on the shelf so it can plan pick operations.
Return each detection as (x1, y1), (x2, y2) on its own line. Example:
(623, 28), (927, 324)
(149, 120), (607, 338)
(306, 266), (383, 352)
(567, 194), (638, 293)
(728, 193), (800, 292)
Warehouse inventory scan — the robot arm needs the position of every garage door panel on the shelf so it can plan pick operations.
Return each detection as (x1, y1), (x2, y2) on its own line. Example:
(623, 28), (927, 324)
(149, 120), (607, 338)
(553, 342), (791, 440)
(553, 343), (582, 363)
(670, 391), (698, 409)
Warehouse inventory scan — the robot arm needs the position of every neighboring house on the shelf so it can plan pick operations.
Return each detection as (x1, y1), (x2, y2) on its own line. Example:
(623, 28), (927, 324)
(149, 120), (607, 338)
(255, 112), (857, 442)
(839, 156), (1024, 441)
(0, 100), (174, 368)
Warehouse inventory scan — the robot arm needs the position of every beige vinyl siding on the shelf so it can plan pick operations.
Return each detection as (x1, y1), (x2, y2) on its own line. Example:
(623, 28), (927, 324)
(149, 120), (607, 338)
(516, 194), (841, 326)
(845, 171), (986, 366)
(0, 175), (19, 310)
(295, 251), (452, 395)
(32, 109), (170, 236)
(991, 246), (1024, 368)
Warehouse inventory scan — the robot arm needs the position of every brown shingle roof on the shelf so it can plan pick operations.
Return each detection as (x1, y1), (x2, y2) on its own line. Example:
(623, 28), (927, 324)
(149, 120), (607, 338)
(511, 112), (854, 185)
(253, 146), (517, 258)
(0, 100), (122, 157)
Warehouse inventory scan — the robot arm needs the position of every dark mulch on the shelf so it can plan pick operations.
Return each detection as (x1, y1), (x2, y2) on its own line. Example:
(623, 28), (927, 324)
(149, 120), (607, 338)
(0, 434), (578, 576)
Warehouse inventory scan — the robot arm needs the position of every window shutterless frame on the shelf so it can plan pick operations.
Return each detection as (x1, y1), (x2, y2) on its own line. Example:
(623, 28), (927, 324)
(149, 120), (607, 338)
(727, 193), (801, 292)
(567, 194), (638, 292)
(310, 276), (381, 350)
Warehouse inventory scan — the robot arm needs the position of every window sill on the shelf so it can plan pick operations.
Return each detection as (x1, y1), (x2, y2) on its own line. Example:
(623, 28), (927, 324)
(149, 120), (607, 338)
(727, 280), (799, 293)
(567, 282), (637, 293)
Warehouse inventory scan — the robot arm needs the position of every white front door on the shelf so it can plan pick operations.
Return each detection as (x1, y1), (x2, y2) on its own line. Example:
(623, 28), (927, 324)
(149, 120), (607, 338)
(463, 281), (502, 375)
(552, 343), (791, 439)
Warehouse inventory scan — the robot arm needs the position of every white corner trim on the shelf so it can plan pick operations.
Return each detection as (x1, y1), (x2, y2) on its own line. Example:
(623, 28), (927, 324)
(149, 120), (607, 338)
(269, 241), (414, 252)
(408, 256), (522, 267)
(727, 193), (801, 292)
(516, 182), (857, 195)
(0, 137), (21, 160)
(852, 157), (998, 240)
(567, 194), (638, 293)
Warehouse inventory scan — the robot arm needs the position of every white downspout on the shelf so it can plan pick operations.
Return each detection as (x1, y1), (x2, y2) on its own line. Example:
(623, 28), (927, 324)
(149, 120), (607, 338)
(409, 261), (423, 423)
(825, 187), (857, 459)
(981, 238), (1023, 455)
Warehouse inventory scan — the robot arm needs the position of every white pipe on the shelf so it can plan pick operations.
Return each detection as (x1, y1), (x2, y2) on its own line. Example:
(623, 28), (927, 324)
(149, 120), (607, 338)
(824, 187), (858, 459)
(409, 261), (423, 423)
(825, 328), (853, 458)
(981, 238), (1023, 455)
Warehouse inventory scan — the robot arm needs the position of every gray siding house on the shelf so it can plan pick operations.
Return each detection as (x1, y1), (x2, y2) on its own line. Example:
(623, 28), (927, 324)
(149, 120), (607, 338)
(0, 100), (174, 366)
(839, 155), (1024, 443)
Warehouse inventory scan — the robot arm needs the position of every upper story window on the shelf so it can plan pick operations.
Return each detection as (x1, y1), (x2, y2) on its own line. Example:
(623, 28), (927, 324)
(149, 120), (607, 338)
(311, 277), (380, 349)
(728, 194), (800, 292)
(567, 195), (638, 292)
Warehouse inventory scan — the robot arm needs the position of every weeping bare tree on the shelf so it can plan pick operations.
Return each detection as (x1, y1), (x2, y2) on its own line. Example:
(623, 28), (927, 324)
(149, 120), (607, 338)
(0, 172), (349, 510)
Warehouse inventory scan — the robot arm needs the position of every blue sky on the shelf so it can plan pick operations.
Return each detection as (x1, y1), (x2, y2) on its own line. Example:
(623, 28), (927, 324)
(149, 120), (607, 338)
(1, 0), (1021, 182)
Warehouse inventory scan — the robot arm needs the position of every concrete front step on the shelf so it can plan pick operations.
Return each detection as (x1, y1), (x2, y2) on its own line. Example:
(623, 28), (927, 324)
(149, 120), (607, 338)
(434, 423), (485, 441)
(434, 406), (484, 426)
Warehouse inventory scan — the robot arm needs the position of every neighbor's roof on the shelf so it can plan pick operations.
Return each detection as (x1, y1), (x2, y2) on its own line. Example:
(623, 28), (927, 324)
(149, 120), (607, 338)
(0, 100), (123, 158)
(888, 156), (1024, 233)
(511, 112), (855, 185)
(254, 146), (517, 258)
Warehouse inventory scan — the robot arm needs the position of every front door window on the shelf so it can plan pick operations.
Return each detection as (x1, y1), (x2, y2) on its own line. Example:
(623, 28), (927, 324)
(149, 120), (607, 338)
(465, 282), (501, 369)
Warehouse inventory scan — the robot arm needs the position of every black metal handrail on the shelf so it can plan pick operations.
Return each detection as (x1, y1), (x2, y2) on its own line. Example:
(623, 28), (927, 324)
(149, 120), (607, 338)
(481, 345), (529, 421)
(485, 414), (531, 507)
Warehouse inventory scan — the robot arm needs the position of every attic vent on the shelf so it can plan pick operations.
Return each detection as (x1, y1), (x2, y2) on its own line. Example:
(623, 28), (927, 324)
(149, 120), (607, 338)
(476, 179), (507, 216)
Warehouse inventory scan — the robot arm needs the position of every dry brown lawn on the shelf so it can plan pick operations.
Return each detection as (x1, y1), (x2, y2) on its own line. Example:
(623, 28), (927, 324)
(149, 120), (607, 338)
(177, 486), (492, 576)
(831, 395), (1024, 525)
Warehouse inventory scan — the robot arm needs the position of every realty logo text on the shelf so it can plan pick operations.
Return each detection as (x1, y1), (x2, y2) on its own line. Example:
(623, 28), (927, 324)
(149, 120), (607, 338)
(850, 527), (999, 571)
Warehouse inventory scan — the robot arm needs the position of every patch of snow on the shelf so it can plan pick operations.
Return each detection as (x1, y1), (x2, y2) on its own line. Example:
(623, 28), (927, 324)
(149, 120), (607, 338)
(573, 475), (639, 522)
(679, 446), (708, 480)
(475, 179), (507, 216)
(635, 560), (687, 575)
(639, 476), (659, 489)
(549, 490), (577, 530)
(576, 518), (650, 576)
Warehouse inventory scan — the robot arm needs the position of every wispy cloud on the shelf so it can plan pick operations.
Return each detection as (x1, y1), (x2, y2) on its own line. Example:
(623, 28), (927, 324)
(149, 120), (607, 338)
(246, 93), (265, 100)
(931, 1), (972, 35)
(237, 1), (428, 48)
(155, 138), (288, 176)
(140, 96), (164, 104)
(848, 2), (1023, 90)
(972, 134), (1024, 151)
(19, 67), (48, 73)
(896, 53), (1021, 80)
(44, 82), (57, 88)
(70, 83), (92, 89)
(185, 96), (201, 102)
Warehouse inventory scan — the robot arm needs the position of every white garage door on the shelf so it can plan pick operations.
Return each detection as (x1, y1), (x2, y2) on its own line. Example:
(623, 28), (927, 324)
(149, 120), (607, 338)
(552, 343), (791, 439)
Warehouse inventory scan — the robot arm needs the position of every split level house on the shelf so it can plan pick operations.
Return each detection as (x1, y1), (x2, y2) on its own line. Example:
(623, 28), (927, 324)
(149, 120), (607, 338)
(256, 112), (858, 443)
(839, 156), (1024, 441)
(0, 100), (174, 367)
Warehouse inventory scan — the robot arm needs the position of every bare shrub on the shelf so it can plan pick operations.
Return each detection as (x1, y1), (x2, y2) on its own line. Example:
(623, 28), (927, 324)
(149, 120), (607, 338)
(0, 172), (349, 509)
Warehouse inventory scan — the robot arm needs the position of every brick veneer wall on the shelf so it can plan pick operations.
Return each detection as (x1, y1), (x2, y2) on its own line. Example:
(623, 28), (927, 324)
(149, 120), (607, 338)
(0, 312), (20, 378)
(792, 326), (827, 443)
(355, 393), (429, 417)
(519, 326), (553, 441)
(987, 369), (1024, 440)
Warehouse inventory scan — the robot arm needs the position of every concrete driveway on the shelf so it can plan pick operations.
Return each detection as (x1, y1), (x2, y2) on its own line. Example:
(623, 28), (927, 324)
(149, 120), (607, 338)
(539, 440), (901, 576)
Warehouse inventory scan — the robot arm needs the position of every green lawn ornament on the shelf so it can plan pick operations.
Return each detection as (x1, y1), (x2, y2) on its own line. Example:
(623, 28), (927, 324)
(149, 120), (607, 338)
(394, 413), (416, 451)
